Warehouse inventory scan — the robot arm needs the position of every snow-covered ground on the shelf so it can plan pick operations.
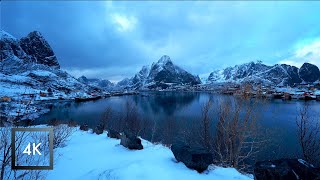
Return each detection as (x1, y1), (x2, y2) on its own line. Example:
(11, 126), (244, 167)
(47, 128), (252, 180)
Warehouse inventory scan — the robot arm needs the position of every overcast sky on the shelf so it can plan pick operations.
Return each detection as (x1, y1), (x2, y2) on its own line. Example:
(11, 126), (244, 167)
(2, 1), (320, 82)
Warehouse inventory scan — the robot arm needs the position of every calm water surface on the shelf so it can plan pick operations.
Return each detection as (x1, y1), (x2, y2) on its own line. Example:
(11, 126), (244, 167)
(35, 92), (320, 161)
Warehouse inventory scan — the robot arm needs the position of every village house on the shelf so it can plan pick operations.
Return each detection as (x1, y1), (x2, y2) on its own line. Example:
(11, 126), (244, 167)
(1, 96), (11, 102)
(40, 91), (47, 97)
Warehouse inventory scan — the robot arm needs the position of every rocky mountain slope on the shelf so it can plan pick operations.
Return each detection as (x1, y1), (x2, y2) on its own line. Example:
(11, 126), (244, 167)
(299, 63), (320, 83)
(117, 55), (201, 90)
(0, 30), (95, 98)
(207, 61), (320, 86)
(78, 76), (114, 90)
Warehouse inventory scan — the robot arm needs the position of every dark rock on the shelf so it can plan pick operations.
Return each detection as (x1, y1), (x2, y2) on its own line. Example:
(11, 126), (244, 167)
(171, 142), (213, 173)
(19, 31), (60, 68)
(107, 129), (121, 139)
(94, 124), (104, 135)
(80, 124), (89, 131)
(254, 159), (320, 180)
(299, 63), (320, 83)
(120, 131), (143, 150)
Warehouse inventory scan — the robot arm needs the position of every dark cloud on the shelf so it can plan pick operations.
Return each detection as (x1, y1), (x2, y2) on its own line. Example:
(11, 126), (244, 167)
(1, 1), (320, 81)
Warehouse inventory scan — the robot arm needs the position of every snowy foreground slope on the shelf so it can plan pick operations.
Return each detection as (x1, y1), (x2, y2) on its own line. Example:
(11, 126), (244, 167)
(47, 129), (252, 180)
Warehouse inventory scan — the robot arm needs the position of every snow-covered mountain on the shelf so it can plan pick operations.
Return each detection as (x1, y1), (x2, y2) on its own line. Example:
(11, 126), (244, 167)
(299, 63), (320, 83)
(207, 61), (320, 86)
(0, 30), (96, 98)
(130, 65), (150, 89)
(78, 76), (114, 90)
(117, 55), (201, 90)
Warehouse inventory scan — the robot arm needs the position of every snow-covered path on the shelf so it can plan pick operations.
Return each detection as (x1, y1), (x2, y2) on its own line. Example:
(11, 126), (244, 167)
(47, 129), (252, 180)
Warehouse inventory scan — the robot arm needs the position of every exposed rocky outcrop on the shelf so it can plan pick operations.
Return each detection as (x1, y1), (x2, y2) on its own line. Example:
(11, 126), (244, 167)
(131, 65), (150, 89)
(20, 31), (60, 68)
(0, 30), (28, 61)
(120, 131), (143, 150)
(171, 142), (213, 173)
(254, 159), (320, 180)
(299, 63), (320, 83)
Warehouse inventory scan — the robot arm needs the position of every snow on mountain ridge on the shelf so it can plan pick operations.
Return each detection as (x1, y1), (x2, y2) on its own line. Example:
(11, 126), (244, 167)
(0, 30), (17, 40)
(0, 30), (99, 99)
(207, 61), (319, 86)
(117, 55), (201, 89)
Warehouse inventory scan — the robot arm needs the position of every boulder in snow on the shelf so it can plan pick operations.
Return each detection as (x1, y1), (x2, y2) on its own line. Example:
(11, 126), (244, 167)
(94, 124), (104, 135)
(80, 124), (89, 131)
(107, 129), (121, 139)
(120, 131), (143, 150)
(254, 159), (320, 180)
(171, 142), (213, 173)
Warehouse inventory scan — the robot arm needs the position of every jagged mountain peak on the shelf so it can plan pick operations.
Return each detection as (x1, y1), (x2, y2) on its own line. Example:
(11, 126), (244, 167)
(118, 55), (201, 89)
(0, 30), (99, 98)
(19, 30), (60, 68)
(149, 55), (174, 74)
(78, 75), (88, 83)
(157, 55), (172, 65)
(26, 31), (43, 38)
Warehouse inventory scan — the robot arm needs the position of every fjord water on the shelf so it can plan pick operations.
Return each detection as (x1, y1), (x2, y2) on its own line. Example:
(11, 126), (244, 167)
(35, 92), (320, 161)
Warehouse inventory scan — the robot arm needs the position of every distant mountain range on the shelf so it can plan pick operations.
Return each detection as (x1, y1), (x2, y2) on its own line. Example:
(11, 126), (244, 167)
(1, 29), (319, 95)
(207, 61), (320, 86)
(78, 76), (114, 90)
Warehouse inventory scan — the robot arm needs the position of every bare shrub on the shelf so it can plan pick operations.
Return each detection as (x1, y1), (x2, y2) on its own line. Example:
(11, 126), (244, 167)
(100, 106), (113, 130)
(296, 103), (320, 167)
(0, 127), (48, 180)
(67, 119), (77, 127)
(123, 100), (141, 136)
(0, 127), (11, 180)
(53, 124), (73, 149)
(136, 117), (157, 142)
(47, 118), (62, 126)
(213, 92), (266, 171)
(161, 116), (177, 146)
(200, 99), (213, 150)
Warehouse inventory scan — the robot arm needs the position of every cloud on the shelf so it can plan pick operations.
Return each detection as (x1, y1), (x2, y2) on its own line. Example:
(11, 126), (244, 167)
(111, 14), (137, 32)
(64, 66), (139, 83)
(279, 39), (320, 68)
(2, 1), (320, 80)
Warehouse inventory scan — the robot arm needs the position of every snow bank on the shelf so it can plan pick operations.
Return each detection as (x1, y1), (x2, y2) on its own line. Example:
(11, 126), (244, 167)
(47, 129), (252, 180)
